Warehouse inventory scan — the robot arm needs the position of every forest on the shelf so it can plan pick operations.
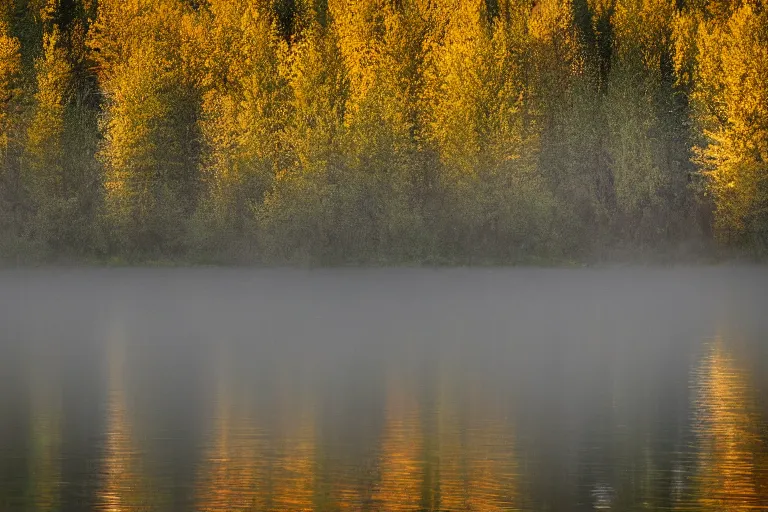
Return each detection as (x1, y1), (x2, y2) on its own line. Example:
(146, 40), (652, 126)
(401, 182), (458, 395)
(0, 0), (766, 264)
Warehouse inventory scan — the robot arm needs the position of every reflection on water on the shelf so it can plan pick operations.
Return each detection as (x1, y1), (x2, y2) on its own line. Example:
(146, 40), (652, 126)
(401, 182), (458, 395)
(197, 362), (522, 511)
(1, 269), (767, 511)
(372, 372), (425, 511)
(271, 373), (317, 512)
(196, 353), (319, 511)
(196, 350), (268, 511)
(7, 332), (768, 511)
(435, 368), (518, 512)
(686, 338), (767, 511)
(27, 360), (61, 511)
(98, 323), (163, 512)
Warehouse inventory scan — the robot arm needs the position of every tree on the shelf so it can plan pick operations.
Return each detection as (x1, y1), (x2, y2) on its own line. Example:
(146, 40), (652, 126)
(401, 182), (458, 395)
(0, 19), (25, 258)
(190, 0), (288, 260)
(24, 25), (72, 252)
(327, 0), (430, 260)
(603, 0), (694, 248)
(256, 17), (349, 262)
(528, 0), (606, 255)
(0, 0), (764, 262)
(689, 1), (768, 249)
(418, 0), (560, 261)
(22, 15), (101, 258)
(91, 0), (201, 258)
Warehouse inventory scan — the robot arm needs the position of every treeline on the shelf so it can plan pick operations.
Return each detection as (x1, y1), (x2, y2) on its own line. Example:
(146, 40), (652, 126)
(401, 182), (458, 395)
(0, 0), (766, 264)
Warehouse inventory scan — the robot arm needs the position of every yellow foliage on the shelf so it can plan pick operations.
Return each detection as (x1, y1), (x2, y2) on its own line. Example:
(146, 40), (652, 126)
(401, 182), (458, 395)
(527, 0), (584, 121)
(31, 0), (59, 28)
(279, 21), (346, 170)
(692, 2), (768, 242)
(587, 0), (615, 17)
(528, 0), (581, 68)
(194, 0), (288, 230)
(26, 25), (71, 201)
(0, 20), (25, 243)
(612, 0), (675, 82)
(422, 0), (493, 170)
(0, 2), (12, 25)
(605, 0), (678, 226)
(88, 0), (185, 81)
(329, 0), (420, 155)
(4, 0), (753, 259)
(91, 0), (202, 252)
(422, 0), (537, 171)
(672, 10), (699, 89)
(0, 21), (21, 149)
(416, 0), (557, 257)
(328, 0), (385, 103)
(99, 38), (185, 243)
(101, 43), (169, 202)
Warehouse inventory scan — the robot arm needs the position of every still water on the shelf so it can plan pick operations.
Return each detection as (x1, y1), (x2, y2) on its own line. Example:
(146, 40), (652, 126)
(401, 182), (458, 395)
(0, 268), (767, 511)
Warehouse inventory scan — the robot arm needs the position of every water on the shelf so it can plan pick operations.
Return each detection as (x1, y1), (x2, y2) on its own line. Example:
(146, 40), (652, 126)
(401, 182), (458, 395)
(0, 267), (767, 511)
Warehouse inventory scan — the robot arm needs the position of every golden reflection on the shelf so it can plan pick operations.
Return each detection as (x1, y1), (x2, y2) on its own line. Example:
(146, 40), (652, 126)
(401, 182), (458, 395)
(463, 418), (519, 511)
(372, 373), (424, 511)
(335, 481), (364, 512)
(687, 337), (762, 510)
(196, 352), (268, 511)
(98, 327), (156, 511)
(436, 379), (464, 512)
(436, 371), (519, 512)
(328, 435), (367, 511)
(270, 374), (317, 512)
(326, 395), (369, 510)
(196, 357), (318, 511)
(28, 363), (62, 511)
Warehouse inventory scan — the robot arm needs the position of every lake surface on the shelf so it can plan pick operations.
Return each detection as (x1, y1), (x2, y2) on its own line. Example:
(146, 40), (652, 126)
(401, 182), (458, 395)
(0, 267), (767, 511)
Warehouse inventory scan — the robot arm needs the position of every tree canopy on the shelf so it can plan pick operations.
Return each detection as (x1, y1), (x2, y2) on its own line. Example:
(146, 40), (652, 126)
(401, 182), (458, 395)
(0, 0), (765, 263)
